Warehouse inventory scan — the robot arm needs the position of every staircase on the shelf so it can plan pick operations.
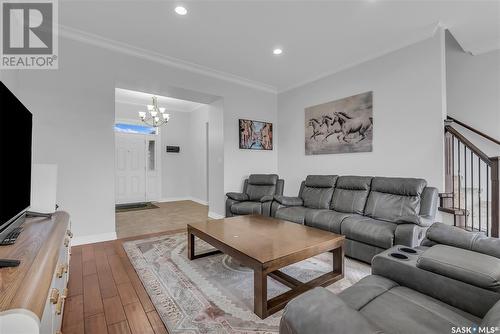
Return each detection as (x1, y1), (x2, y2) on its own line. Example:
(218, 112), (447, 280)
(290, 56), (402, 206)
(440, 116), (500, 237)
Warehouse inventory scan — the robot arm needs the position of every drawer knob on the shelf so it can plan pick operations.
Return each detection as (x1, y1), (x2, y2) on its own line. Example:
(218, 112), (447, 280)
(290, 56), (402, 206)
(49, 288), (60, 304)
(55, 295), (64, 315)
(56, 263), (67, 278)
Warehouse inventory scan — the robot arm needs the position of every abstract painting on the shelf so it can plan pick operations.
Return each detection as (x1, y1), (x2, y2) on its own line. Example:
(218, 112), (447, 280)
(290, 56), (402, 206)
(239, 119), (273, 150)
(305, 91), (373, 155)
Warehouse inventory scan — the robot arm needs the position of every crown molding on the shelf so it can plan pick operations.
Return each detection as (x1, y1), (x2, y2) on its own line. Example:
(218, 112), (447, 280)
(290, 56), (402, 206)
(279, 22), (444, 94)
(461, 38), (500, 56)
(58, 25), (277, 94)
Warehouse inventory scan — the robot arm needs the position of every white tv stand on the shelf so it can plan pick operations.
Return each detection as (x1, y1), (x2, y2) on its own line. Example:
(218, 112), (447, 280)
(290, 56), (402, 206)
(0, 212), (72, 334)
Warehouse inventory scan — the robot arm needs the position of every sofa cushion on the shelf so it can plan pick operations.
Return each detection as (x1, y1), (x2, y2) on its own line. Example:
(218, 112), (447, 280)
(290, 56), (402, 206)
(417, 245), (500, 292)
(331, 176), (372, 214)
(370, 177), (427, 196)
(482, 299), (500, 327)
(342, 216), (397, 249)
(302, 186), (334, 209)
(364, 177), (426, 223)
(304, 175), (337, 188)
(246, 184), (276, 201)
(230, 201), (262, 215)
(280, 288), (382, 334)
(305, 210), (353, 233)
(359, 286), (480, 334)
(275, 206), (317, 225)
(248, 174), (278, 185)
(339, 275), (398, 311)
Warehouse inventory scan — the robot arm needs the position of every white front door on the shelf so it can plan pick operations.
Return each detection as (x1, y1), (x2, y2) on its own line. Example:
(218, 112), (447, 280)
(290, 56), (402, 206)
(115, 134), (147, 204)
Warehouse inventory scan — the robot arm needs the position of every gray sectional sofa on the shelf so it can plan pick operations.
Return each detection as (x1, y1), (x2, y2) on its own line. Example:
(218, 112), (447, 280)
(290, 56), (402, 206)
(226, 174), (284, 217)
(280, 223), (500, 334)
(271, 175), (439, 263)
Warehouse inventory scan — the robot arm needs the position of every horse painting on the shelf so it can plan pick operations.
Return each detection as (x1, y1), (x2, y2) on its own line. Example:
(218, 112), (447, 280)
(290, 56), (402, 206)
(333, 111), (373, 143)
(307, 118), (324, 141)
(305, 91), (373, 155)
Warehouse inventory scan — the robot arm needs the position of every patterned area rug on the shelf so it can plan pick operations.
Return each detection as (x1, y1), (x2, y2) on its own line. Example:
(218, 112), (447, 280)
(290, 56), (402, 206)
(123, 233), (370, 333)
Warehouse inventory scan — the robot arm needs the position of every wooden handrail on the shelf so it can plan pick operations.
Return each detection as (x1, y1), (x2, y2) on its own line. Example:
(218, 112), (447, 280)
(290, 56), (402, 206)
(447, 116), (500, 146)
(445, 125), (492, 165)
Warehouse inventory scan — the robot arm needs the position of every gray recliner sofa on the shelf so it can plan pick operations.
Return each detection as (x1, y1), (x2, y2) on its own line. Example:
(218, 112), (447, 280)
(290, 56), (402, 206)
(280, 223), (500, 334)
(226, 174), (284, 217)
(272, 175), (439, 263)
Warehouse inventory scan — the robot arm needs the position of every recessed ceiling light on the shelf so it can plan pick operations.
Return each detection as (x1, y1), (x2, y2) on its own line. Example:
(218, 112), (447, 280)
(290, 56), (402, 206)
(273, 48), (283, 55)
(175, 6), (187, 15)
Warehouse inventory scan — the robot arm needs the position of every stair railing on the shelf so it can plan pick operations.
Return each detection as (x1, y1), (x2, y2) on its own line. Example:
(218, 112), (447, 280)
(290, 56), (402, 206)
(442, 119), (500, 237)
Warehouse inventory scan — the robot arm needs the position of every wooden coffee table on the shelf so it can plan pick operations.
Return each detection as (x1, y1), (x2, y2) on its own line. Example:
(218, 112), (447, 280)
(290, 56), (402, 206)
(187, 215), (345, 319)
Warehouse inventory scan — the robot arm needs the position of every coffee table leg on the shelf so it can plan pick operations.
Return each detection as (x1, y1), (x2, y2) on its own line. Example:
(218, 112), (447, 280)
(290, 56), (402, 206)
(188, 230), (195, 260)
(254, 269), (267, 319)
(332, 243), (345, 275)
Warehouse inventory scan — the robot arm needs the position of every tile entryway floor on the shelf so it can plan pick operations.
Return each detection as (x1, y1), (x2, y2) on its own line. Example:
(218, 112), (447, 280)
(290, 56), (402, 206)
(116, 200), (209, 239)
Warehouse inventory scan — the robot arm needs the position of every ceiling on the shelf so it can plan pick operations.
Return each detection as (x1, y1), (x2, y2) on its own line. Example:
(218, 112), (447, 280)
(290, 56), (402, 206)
(61, 1), (500, 92)
(115, 88), (206, 119)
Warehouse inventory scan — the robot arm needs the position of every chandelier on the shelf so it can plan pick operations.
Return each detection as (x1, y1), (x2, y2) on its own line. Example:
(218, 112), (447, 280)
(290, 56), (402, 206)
(138, 96), (170, 127)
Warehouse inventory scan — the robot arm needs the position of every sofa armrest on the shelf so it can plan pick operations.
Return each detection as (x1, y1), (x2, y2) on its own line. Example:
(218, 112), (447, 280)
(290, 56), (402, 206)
(274, 195), (303, 206)
(280, 288), (381, 334)
(226, 192), (249, 201)
(372, 247), (499, 318)
(394, 224), (428, 247)
(260, 195), (274, 203)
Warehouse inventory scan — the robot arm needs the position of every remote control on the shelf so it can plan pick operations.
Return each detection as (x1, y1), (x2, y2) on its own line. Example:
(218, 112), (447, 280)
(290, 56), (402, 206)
(0, 259), (20, 268)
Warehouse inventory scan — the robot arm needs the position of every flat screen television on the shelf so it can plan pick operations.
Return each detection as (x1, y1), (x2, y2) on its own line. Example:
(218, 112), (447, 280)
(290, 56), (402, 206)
(0, 81), (32, 236)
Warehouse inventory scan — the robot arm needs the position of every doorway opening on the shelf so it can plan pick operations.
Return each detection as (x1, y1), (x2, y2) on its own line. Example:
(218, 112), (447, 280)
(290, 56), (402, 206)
(114, 87), (218, 238)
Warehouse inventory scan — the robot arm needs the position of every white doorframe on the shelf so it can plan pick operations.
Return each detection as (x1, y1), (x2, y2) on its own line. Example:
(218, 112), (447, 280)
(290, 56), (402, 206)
(206, 121), (209, 202)
(114, 119), (162, 204)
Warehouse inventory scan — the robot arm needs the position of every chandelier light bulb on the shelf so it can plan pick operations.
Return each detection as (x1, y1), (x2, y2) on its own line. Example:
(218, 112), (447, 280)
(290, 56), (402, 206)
(139, 96), (171, 128)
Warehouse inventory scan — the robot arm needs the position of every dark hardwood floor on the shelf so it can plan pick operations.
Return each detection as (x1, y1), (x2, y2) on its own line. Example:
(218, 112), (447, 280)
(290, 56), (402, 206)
(62, 229), (185, 334)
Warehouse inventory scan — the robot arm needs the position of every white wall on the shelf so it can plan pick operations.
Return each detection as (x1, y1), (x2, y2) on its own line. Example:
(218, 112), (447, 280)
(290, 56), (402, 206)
(208, 99), (226, 217)
(446, 31), (500, 157)
(161, 111), (192, 200)
(0, 34), (277, 241)
(277, 32), (447, 196)
(189, 106), (210, 204)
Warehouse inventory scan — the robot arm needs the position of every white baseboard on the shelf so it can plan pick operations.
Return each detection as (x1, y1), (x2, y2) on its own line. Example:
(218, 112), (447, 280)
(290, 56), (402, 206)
(208, 211), (225, 219)
(158, 197), (208, 206)
(190, 197), (208, 206)
(72, 232), (117, 246)
(158, 197), (191, 203)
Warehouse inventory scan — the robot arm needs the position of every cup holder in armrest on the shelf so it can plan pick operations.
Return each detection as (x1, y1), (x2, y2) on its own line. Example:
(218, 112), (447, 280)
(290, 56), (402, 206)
(390, 253), (409, 260)
(399, 247), (418, 254)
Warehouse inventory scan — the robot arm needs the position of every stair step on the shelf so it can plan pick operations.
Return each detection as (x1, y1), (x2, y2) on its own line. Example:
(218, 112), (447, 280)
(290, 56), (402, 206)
(438, 207), (468, 216)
